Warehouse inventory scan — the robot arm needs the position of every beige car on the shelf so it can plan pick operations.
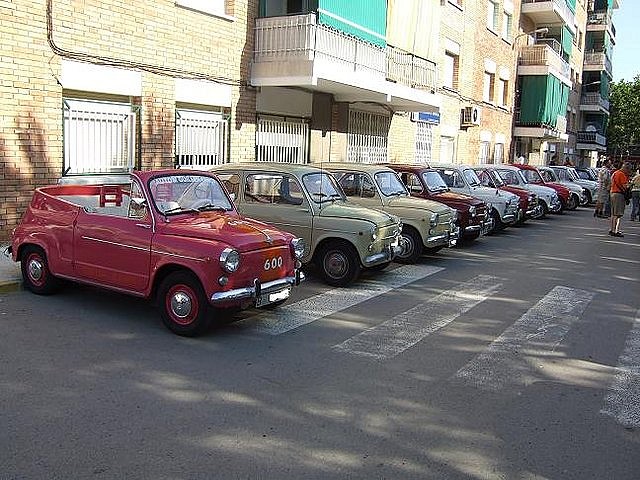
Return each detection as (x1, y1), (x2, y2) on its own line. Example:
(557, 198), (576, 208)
(211, 162), (403, 287)
(326, 163), (458, 263)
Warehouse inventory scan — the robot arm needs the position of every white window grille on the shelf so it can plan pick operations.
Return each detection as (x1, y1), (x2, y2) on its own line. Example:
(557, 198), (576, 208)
(347, 110), (390, 164)
(494, 143), (504, 164)
(415, 122), (434, 164)
(256, 116), (309, 164)
(487, 1), (499, 32)
(63, 99), (137, 175)
(479, 141), (491, 163)
(502, 12), (513, 42)
(175, 109), (228, 169)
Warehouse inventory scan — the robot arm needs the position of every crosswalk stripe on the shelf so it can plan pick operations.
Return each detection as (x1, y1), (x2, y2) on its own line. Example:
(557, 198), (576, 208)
(251, 264), (444, 335)
(332, 274), (503, 360)
(601, 308), (640, 427)
(455, 286), (595, 391)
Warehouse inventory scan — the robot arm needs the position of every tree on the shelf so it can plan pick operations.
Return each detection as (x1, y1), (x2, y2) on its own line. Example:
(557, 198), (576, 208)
(607, 75), (640, 159)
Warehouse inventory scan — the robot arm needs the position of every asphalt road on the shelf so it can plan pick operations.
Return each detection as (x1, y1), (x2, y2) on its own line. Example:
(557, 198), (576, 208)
(1, 209), (639, 480)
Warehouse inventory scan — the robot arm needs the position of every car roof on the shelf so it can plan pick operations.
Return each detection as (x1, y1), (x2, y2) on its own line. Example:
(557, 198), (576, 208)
(321, 162), (397, 174)
(211, 162), (329, 175)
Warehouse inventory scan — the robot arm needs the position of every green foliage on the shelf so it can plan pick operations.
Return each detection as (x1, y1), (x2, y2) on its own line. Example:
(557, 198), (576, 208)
(607, 75), (640, 155)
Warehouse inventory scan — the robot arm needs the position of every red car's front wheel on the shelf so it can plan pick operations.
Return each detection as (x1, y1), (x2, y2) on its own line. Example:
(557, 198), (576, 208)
(158, 272), (211, 336)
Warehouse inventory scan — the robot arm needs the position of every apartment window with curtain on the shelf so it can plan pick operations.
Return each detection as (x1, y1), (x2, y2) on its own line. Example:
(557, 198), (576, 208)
(443, 51), (459, 90)
(498, 78), (509, 108)
(483, 71), (495, 103)
(487, 1), (499, 32)
(502, 11), (513, 42)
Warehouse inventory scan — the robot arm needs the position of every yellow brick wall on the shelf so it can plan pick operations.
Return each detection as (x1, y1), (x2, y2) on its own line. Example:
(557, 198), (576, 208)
(0, 0), (257, 240)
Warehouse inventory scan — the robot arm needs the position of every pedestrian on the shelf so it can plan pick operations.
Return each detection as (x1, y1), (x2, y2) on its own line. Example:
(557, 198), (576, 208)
(549, 154), (558, 166)
(563, 156), (573, 166)
(630, 167), (640, 221)
(609, 161), (632, 237)
(595, 158), (612, 218)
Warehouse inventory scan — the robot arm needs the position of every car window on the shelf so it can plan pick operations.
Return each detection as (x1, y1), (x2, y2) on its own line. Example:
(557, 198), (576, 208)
(421, 171), (446, 192)
(540, 169), (557, 182)
(497, 169), (518, 186)
(476, 170), (494, 187)
(404, 173), (424, 193)
(216, 173), (241, 199)
(244, 173), (304, 205)
(336, 172), (376, 198)
(462, 169), (481, 187)
(150, 174), (233, 214)
(374, 171), (406, 196)
(128, 181), (147, 219)
(302, 172), (345, 203)
(522, 169), (543, 183)
(439, 169), (465, 188)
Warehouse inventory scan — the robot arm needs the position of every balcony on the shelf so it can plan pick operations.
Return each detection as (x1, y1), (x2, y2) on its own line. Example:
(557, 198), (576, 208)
(587, 11), (616, 39)
(576, 131), (607, 152)
(579, 92), (610, 113)
(514, 111), (568, 141)
(583, 51), (613, 77)
(251, 13), (440, 112)
(521, 0), (576, 34)
(518, 42), (572, 85)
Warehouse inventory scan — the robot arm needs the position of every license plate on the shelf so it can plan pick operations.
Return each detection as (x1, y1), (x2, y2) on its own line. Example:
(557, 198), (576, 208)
(256, 286), (291, 307)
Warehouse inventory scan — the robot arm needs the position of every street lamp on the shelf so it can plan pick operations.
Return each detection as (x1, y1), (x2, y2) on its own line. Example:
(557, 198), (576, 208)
(509, 27), (549, 163)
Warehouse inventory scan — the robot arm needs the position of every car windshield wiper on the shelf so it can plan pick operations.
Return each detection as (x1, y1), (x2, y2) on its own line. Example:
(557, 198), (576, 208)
(313, 192), (342, 202)
(163, 205), (197, 215)
(195, 203), (228, 212)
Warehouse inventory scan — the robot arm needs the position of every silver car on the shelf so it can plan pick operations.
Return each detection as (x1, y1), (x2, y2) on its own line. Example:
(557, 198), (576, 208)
(549, 166), (596, 205)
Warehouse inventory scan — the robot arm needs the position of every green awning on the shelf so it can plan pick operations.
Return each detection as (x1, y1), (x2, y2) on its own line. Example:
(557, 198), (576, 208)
(600, 72), (610, 97)
(565, 0), (576, 14)
(318, 0), (387, 47)
(519, 75), (570, 127)
(561, 25), (574, 59)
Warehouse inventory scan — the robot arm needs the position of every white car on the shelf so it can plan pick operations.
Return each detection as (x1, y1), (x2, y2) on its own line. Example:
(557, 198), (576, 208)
(540, 167), (589, 207)
(430, 164), (520, 232)
(549, 166), (596, 205)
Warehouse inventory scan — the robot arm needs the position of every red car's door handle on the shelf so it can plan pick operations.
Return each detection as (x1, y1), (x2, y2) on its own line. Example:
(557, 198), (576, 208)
(135, 223), (151, 229)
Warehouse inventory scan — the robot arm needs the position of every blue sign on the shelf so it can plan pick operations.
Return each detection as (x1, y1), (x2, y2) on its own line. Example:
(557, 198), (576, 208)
(414, 112), (440, 124)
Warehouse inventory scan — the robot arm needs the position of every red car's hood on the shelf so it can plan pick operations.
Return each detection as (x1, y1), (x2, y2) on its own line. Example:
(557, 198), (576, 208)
(157, 212), (290, 252)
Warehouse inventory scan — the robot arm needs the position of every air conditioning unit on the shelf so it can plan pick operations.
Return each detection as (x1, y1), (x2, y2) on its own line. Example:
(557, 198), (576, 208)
(461, 106), (482, 127)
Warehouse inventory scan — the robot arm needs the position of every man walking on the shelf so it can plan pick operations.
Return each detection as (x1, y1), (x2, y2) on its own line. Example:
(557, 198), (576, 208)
(609, 162), (632, 237)
(630, 167), (640, 221)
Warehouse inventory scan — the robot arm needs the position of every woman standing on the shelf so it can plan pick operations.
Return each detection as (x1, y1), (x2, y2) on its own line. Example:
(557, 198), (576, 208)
(595, 158), (612, 218)
(609, 162), (632, 237)
(631, 168), (640, 221)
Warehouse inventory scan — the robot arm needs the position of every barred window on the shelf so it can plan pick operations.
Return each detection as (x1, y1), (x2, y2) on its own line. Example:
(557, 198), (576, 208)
(479, 141), (491, 163)
(175, 109), (228, 169)
(347, 110), (390, 164)
(494, 143), (504, 164)
(415, 122), (434, 164)
(256, 116), (310, 164)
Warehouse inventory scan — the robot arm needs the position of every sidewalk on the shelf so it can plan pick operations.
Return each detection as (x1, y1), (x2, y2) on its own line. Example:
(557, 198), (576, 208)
(0, 244), (22, 293)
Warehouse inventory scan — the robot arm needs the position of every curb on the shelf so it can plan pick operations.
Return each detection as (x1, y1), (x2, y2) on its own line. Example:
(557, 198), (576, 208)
(0, 280), (22, 294)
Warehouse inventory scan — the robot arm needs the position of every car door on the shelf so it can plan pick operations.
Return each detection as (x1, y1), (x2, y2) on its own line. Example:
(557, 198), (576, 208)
(73, 180), (152, 292)
(233, 171), (314, 259)
(334, 171), (383, 210)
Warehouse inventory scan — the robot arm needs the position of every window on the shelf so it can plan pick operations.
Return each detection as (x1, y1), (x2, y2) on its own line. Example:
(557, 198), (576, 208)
(495, 78), (509, 108)
(63, 99), (138, 175)
(443, 51), (459, 90)
(347, 110), (390, 163)
(217, 172), (241, 199)
(440, 136), (456, 163)
(404, 173), (424, 193)
(244, 173), (304, 205)
(175, 109), (228, 169)
(479, 141), (491, 163)
(487, 1), (499, 32)
(415, 122), (434, 164)
(494, 143), (505, 164)
(502, 11), (513, 42)
(256, 116), (310, 164)
(483, 71), (495, 103)
(336, 173), (376, 199)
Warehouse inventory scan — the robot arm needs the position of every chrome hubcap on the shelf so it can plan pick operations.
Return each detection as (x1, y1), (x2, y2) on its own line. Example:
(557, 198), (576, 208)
(326, 253), (347, 278)
(170, 291), (192, 318)
(28, 259), (43, 281)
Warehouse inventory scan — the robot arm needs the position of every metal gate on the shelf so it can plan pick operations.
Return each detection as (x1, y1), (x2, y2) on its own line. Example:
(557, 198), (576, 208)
(175, 110), (229, 169)
(347, 110), (390, 163)
(63, 99), (137, 175)
(415, 122), (434, 164)
(256, 116), (309, 164)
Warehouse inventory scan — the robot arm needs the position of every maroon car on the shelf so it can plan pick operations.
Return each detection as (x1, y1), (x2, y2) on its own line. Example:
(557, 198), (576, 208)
(472, 166), (543, 222)
(387, 164), (492, 244)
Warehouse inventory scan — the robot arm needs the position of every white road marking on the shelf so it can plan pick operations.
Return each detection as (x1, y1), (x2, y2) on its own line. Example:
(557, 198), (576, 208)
(455, 286), (595, 391)
(601, 308), (640, 427)
(332, 275), (502, 360)
(251, 265), (444, 335)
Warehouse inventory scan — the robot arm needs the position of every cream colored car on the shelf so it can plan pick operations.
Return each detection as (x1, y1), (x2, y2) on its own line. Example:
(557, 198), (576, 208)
(326, 163), (458, 263)
(211, 162), (403, 287)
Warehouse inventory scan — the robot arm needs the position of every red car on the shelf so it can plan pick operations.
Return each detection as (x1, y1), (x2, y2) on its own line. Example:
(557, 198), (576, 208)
(9, 170), (305, 336)
(513, 164), (572, 210)
(386, 164), (492, 244)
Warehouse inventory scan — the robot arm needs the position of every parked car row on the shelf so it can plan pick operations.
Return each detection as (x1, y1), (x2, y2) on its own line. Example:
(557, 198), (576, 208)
(8, 161), (594, 337)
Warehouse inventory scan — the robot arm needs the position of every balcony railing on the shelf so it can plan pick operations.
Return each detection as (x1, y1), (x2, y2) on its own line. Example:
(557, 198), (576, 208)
(254, 13), (437, 91)
(577, 131), (606, 146)
(514, 111), (567, 131)
(584, 51), (613, 75)
(535, 38), (563, 56)
(519, 43), (571, 78)
(580, 92), (610, 111)
(587, 10), (616, 37)
(521, 0), (575, 27)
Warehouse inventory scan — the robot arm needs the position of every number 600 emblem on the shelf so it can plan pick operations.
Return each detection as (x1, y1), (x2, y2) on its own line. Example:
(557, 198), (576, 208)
(264, 256), (283, 270)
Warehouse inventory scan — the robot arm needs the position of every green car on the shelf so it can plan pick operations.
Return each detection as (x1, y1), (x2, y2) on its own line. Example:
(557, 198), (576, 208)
(211, 162), (403, 287)
(326, 163), (458, 263)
